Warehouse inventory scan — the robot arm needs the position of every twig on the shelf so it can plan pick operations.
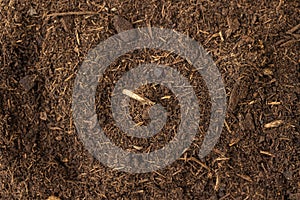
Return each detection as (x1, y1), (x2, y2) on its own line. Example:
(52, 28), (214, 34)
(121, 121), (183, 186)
(224, 120), (232, 134)
(179, 157), (210, 171)
(46, 11), (99, 18)
(287, 23), (300, 34)
(276, 0), (284, 13)
(214, 171), (220, 191)
(122, 89), (155, 105)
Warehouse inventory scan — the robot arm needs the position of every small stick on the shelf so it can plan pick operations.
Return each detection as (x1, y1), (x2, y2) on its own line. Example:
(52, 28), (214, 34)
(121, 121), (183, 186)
(179, 157), (210, 171)
(46, 11), (99, 18)
(122, 89), (155, 105)
(224, 120), (232, 134)
(214, 171), (220, 191)
(286, 23), (300, 34)
(260, 150), (275, 157)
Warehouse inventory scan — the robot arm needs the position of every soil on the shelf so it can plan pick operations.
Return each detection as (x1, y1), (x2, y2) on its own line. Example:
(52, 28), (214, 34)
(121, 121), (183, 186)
(0, 0), (299, 199)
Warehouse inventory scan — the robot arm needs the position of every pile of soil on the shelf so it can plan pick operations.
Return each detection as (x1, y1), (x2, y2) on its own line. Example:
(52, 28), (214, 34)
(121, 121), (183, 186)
(0, 0), (299, 199)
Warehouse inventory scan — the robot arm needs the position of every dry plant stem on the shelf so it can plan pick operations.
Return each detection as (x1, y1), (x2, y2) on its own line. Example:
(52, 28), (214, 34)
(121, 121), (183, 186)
(46, 11), (99, 18)
(122, 89), (155, 105)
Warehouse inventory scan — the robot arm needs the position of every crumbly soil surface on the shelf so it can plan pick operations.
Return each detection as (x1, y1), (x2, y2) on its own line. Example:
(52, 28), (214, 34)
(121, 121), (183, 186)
(0, 0), (299, 199)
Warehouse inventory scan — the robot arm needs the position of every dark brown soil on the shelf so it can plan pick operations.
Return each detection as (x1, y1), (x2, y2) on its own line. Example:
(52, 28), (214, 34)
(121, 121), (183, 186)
(0, 0), (299, 199)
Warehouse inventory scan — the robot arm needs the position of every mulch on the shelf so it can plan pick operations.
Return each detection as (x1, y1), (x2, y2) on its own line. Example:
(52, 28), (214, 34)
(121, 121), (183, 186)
(0, 0), (299, 199)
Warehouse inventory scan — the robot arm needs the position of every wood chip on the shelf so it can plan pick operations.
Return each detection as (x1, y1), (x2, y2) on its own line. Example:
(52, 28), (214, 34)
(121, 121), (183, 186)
(263, 68), (273, 76)
(264, 120), (284, 128)
(161, 96), (171, 99)
(267, 102), (281, 105)
(132, 145), (143, 150)
(47, 196), (61, 200)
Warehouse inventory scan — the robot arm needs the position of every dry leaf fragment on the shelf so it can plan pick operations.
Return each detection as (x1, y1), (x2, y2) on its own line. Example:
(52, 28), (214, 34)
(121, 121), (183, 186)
(113, 15), (137, 42)
(226, 17), (240, 37)
(239, 111), (255, 131)
(28, 7), (37, 16)
(245, 112), (255, 131)
(264, 120), (284, 128)
(113, 15), (133, 32)
(228, 77), (250, 112)
(19, 74), (37, 92)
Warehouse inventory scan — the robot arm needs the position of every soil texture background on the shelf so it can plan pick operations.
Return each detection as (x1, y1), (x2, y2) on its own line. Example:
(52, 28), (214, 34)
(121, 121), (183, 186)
(0, 0), (299, 199)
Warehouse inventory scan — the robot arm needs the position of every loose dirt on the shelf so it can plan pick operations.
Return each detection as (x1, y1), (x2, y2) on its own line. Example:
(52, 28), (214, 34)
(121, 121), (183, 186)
(0, 0), (299, 199)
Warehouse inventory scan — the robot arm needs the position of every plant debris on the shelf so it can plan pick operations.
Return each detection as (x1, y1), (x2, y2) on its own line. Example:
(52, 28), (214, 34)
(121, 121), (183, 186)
(0, 0), (299, 199)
